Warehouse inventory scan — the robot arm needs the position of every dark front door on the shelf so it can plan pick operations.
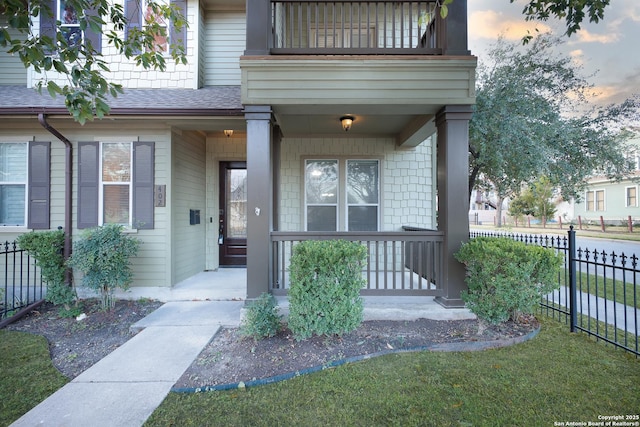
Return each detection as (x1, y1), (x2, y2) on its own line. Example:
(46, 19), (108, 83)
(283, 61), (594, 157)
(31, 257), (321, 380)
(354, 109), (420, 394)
(219, 161), (247, 266)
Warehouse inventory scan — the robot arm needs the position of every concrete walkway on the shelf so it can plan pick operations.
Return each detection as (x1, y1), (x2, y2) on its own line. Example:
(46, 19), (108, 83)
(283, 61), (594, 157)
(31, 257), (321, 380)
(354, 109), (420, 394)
(11, 267), (475, 426)
(548, 286), (640, 334)
(11, 301), (243, 427)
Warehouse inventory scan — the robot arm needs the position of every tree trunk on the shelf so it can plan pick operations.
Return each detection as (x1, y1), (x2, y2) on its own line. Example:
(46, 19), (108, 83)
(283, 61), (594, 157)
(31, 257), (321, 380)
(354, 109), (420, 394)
(495, 195), (504, 227)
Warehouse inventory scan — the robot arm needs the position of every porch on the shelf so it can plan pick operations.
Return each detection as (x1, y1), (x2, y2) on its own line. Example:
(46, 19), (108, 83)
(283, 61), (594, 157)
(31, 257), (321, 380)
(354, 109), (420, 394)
(106, 269), (474, 320)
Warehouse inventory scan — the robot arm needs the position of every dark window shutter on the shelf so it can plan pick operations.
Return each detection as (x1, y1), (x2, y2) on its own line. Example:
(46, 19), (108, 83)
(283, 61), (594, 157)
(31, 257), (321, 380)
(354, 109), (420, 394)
(28, 141), (50, 230)
(133, 141), (154, 229)
(170, 0), (187, 52)
(84, 6), (102, 53)
(77, 142), (99, 229)
(125, 0), (142, 53)
(39, 0), (57, 46)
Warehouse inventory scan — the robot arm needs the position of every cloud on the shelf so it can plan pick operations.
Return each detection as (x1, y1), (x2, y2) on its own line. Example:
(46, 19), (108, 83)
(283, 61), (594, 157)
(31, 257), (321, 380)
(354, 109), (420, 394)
(588, 69), (640, 106)
(469, 10), (551, 41)
(570, 49), (584, 66)
(574, 29), (619, 44)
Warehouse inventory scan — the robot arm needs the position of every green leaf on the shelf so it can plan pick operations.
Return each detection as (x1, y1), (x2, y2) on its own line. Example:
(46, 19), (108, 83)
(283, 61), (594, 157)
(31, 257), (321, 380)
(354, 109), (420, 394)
(439, 4), (448, 19)
(52, 60), (67, 73)
(47, 81), (61, 97)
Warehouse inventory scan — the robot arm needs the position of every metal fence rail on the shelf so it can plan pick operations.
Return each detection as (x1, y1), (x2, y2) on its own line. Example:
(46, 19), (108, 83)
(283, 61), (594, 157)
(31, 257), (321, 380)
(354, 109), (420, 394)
(1, 241), (45, 323)
(470, 228), (639, 356)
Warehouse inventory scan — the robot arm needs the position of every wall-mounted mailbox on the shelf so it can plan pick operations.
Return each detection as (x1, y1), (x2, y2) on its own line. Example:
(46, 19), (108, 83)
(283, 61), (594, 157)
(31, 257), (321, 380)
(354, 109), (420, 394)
(189, 209), (201, 225)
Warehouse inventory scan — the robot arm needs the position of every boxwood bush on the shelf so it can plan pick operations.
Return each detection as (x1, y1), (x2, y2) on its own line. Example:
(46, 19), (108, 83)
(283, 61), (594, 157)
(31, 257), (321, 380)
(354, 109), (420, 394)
(287, 239), (366, 341)
(455, 237), (563, 324)
(240, 292), (282, 340)
(16, 230), (79, 317)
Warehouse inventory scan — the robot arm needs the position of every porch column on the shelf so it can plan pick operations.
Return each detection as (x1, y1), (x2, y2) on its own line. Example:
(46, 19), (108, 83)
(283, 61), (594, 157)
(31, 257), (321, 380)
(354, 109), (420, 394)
(434, 105), (473, 308)
(245, 106), (274, 300)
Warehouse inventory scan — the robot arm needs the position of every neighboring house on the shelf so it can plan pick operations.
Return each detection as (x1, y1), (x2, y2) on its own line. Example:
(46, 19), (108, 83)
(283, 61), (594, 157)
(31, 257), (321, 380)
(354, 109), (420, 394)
(0, 0), (476, 307)
(574, 135), (640, 223)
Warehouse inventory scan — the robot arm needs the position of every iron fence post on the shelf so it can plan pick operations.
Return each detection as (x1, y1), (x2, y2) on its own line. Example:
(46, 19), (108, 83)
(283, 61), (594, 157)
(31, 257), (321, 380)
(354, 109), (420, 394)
(568, 226), (577, 332)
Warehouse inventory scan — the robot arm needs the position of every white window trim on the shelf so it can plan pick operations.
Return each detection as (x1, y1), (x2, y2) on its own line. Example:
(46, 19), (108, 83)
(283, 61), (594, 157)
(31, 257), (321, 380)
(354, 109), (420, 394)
(303, 156), (382, 231)
(585, 189), (606, 212)
(626, 185), (638, 208)
(0, 142), (28, 228)
(98, 142), (134, 228)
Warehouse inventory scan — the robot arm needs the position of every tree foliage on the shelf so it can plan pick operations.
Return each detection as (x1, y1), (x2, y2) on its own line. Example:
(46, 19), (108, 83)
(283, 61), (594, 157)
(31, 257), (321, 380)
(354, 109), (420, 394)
(0, 0), (187, 124)
(508, 177), (558, 226)
(515, 0), (610, 37)
(469, 33), (639, 214)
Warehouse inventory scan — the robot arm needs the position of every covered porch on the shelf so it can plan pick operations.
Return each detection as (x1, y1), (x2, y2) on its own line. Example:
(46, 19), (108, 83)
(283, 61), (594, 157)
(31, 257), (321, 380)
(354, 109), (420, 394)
(105, 269), (474, 320)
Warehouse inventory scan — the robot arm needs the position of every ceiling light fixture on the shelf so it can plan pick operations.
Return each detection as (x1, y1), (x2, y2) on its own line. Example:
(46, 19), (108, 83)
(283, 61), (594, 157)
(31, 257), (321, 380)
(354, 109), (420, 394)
(340, 115), (355, 132)
(223, 129), (234, 138)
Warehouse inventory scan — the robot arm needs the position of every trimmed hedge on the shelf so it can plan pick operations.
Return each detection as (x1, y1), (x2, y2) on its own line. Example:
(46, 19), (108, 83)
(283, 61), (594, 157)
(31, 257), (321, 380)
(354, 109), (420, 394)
(455, 237), (563, 324)
(287, 240), (366, 341)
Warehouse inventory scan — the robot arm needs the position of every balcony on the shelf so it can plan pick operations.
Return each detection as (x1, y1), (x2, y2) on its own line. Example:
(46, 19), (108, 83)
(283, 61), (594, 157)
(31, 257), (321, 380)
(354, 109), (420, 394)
(271, 0), (440, 55)
(246, 0), (470, 56)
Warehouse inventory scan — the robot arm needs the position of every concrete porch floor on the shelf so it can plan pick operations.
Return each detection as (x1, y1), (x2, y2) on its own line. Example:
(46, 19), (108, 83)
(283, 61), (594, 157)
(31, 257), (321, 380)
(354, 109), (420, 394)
(88, 268), (475, 321)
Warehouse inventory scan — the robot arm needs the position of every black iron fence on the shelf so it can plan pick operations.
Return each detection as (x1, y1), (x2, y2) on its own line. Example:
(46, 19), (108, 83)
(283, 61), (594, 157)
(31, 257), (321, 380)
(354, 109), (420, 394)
(1, 241), (45, 325)
(470, 227), (639, 356)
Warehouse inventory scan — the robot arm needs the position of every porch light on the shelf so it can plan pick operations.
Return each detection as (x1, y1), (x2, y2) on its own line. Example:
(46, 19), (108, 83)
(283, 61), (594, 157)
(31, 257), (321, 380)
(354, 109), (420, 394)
(223, 129), (234, 138)
(340, 115), (354, 132)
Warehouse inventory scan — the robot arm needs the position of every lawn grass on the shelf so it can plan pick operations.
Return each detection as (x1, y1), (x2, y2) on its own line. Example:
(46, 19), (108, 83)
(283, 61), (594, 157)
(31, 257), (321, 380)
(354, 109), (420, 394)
(145, 318), (640, 427)
(0, 330), (68, 426)
(556, 269), (640, 309)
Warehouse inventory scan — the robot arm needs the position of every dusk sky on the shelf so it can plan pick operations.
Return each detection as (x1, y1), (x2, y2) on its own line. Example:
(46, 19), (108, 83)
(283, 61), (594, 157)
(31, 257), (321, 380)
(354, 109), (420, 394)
(467, 0), (640, 108)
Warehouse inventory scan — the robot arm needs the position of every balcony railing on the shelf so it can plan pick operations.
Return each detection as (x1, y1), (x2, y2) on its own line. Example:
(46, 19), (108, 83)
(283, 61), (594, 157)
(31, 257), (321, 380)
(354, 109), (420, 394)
(271, 231), (445, 296)
(271, 0), (440, 54)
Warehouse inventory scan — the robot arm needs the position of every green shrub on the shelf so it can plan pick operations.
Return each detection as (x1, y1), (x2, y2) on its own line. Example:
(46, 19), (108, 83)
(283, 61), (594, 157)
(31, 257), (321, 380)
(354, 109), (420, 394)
(240, 293), (282, 340)
(67, 224), (140, 311)
(455, 237), (563, 324)
(287, 239), (366, 341)
(16, 230), (79, 317)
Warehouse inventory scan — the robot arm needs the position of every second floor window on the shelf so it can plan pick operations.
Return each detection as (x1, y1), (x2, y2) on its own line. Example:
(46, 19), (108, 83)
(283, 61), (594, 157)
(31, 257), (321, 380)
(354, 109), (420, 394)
(40, 0), (102, 52)
(59, 0), (82, 48)
(144, 0), (168, 52)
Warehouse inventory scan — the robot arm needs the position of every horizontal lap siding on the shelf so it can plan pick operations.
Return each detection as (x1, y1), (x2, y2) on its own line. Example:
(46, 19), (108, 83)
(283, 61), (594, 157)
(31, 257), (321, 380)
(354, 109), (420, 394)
(171, 130), (207, 284)
(0, 121), (172, 288)
(0, 20), (27, 86)
(204, 10), (246, 86)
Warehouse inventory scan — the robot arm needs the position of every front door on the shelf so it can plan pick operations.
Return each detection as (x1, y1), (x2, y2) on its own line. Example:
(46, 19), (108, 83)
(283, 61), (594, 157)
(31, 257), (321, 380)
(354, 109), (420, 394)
(219, 162), (247, 266)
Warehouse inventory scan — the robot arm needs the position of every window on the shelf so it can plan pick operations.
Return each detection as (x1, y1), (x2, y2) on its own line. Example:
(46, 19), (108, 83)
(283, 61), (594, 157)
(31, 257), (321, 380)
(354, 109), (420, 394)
(347, 160), (379, 231)
(143, 0), (169, 52)
(78, 141), (154, 230)
(627, 186), (637, 207)
(305, 160), (338, 231)
(596, 190), (605, 211)
(40, 0), (102, 51)
(59, 0), (82, 48)
(0, 142), (50, 229)
(305, 159), (380, 231)
(101, 143), (132, 225)
(585, 189), (605, 212)
(0, 143), (27, 226)
(125, 0), (187, 54)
